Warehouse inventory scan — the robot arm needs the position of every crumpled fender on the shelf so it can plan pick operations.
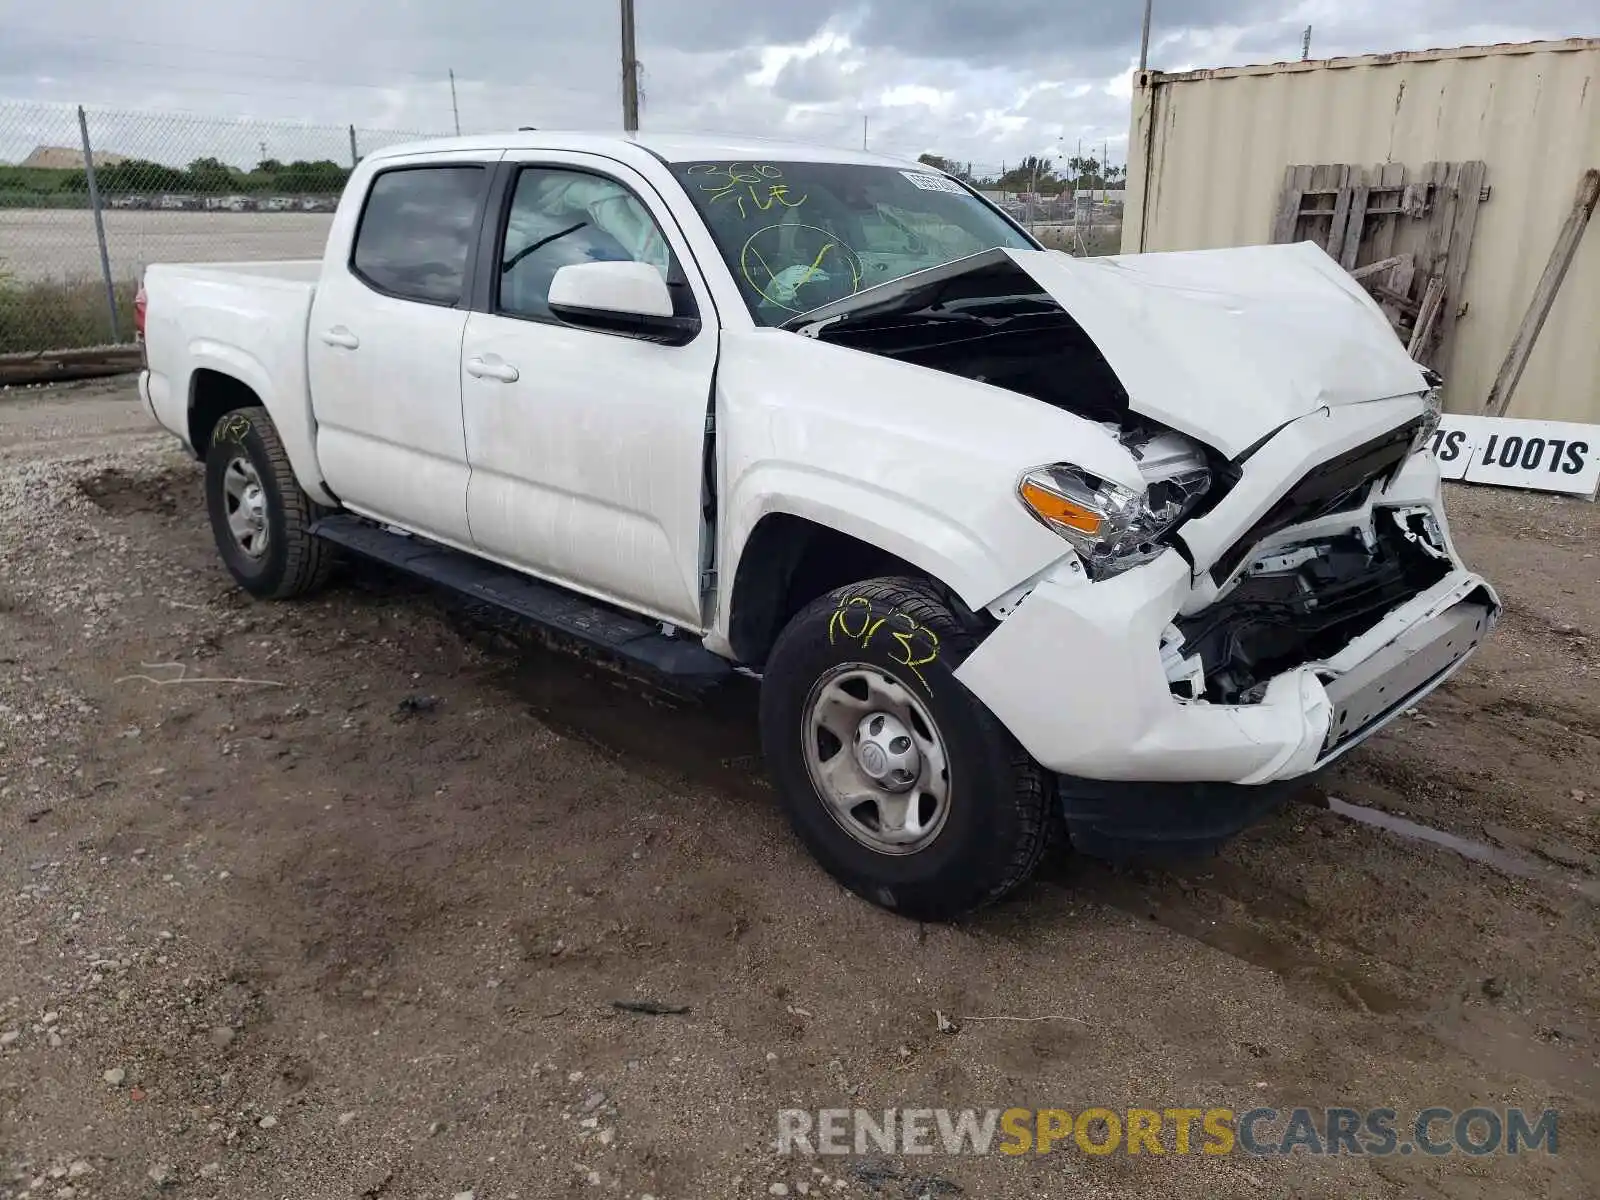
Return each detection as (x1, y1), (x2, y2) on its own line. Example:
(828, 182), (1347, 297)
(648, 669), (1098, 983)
(710, 328), (1143, 626)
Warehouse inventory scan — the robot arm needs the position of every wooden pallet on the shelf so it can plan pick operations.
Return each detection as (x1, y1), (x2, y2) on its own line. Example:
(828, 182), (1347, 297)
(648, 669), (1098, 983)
(1272, 160), (1488, 370)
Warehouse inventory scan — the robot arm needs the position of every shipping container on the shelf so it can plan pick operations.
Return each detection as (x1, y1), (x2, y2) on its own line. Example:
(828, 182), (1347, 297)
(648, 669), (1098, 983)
(1123, 39), (1600, 422)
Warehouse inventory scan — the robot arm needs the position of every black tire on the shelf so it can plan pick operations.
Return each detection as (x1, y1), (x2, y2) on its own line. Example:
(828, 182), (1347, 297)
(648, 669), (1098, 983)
(204, 406), (333, 600)
(759, 576), (1051, 921)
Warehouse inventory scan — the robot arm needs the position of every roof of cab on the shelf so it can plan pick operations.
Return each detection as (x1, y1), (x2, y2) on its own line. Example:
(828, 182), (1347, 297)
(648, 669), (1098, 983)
(363, 130), (919, 170)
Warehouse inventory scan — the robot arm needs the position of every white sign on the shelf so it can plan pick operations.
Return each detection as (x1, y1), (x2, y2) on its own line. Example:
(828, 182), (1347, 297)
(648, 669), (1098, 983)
(1428, 414), (1600, 498)
(899, 170), (967, 194)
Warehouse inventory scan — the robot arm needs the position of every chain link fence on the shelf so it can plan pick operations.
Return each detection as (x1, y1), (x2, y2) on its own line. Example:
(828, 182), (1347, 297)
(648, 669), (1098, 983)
(1, 100), (443, 355)
(2, 100), (1125, 357)
(958, 169), (1125, 258)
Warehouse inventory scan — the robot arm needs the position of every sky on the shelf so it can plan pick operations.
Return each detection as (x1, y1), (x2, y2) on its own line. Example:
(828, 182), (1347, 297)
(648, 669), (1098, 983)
(1, 0), (1594, 173)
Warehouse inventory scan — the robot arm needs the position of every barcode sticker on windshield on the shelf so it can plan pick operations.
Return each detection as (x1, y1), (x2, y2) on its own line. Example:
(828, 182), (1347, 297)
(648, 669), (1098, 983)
(900, 171), (966, 194)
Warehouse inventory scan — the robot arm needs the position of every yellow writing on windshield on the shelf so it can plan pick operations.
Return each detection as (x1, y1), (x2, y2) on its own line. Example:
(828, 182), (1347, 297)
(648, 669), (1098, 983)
(687, 162), (807, 220)
(795, 241), (836, 290)
(738, 223), (863, 313)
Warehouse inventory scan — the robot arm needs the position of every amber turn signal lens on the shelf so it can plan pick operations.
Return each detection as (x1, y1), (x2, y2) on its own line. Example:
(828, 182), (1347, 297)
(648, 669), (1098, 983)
(1019, 479), (1104, 534)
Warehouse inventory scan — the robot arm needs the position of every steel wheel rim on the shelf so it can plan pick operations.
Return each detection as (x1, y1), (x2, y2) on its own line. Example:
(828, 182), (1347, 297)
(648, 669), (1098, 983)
(801, 662), (951, 856)
(222, 455), (270, 560)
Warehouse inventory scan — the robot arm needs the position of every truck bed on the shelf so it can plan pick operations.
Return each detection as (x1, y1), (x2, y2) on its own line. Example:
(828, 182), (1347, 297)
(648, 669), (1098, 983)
(141, 259), (322, 490)
(154, 260), (322, 284)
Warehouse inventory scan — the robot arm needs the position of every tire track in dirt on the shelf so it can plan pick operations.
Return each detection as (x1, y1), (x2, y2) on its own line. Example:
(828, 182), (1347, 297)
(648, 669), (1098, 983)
(6, 385), (1599, 1197)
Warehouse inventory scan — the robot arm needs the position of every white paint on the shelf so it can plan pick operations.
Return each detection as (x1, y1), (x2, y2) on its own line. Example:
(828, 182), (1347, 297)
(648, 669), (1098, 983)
(140, 129), (1502, 793)
(459, 147), (721, 628)
(1001, 242), (1431, 459)
(956, 554), (1496, 784)
(140, 259), (335, 506)
(1177, 396), (1427, 587)
(1430, 414), (1600, 498)
(548, 260), (674, 317)
(711, 327), (1122, 622)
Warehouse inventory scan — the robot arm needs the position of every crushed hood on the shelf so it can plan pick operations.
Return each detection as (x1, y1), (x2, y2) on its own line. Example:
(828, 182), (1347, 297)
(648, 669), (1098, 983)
(791, 242), (1430, 459)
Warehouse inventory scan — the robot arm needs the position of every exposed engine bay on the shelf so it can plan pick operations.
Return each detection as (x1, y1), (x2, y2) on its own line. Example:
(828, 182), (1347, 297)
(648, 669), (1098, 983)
(1168, 508), (1455, 704)
(789, 247), (1455, 711)
(792, 258), (1231, 579)
(793, 254), (1132, 425)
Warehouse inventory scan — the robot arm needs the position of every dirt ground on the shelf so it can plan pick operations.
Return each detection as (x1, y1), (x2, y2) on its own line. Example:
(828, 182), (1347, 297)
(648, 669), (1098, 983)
(2, 378), (1596, 1200)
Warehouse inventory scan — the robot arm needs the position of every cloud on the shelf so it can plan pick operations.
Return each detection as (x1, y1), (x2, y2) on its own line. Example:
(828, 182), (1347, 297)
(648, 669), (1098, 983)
(0, 0), (1592, 175)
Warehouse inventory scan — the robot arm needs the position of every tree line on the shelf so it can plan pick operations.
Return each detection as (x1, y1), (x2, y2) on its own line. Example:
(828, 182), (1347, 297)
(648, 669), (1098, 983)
(916, 152), (1125, 194)
(49, 156), (353, 195)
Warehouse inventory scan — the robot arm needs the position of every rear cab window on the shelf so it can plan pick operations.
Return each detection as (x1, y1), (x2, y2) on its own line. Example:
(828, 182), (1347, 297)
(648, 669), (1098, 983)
(351, 166), (487, 304)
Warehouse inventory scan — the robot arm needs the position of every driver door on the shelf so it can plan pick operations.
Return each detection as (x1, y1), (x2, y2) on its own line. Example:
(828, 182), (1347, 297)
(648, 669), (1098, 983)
(459, 154), (719, 628)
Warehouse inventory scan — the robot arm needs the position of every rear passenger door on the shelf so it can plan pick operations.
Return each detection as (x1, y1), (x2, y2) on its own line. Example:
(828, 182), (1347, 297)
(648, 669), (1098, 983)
(308, 157), (493, 545)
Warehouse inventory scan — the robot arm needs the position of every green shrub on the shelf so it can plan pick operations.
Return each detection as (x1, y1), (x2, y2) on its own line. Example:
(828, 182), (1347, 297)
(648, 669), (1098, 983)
(0, 276), (137, 353)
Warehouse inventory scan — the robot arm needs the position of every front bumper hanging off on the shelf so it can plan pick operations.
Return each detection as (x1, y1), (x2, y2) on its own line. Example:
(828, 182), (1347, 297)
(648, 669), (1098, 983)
(953, 545), (1499, 854)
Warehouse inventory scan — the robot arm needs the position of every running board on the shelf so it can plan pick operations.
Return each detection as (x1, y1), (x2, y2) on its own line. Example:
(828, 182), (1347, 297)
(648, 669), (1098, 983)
(312, 514), (733, 687)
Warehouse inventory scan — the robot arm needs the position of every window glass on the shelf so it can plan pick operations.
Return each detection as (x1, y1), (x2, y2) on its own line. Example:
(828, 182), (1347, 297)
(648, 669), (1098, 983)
(499, 168), (673, 321)
(666, 160), (1034, 324)
(351, 166), (485, 304)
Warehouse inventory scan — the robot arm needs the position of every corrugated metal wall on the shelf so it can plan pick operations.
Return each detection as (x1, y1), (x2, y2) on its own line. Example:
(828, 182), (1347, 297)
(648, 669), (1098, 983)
(1123, 39), (1600, 422)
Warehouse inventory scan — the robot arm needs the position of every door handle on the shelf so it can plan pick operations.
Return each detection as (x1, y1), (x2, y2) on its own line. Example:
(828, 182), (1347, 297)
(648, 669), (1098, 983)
(466, 356), (520, 383)
(320, 327), (360, 350)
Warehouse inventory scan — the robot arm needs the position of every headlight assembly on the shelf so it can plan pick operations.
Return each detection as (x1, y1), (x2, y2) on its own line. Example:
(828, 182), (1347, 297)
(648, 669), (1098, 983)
(1018, 463), (1210, 580)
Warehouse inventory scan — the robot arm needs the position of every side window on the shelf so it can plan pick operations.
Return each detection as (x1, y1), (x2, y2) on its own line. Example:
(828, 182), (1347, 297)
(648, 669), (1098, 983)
(498, 167), (673, 322)
(351, 166), (486, 304)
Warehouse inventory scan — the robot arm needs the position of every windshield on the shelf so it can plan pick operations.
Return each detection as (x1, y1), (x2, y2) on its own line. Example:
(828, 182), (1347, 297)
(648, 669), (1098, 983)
(667, 160), (1036, 325)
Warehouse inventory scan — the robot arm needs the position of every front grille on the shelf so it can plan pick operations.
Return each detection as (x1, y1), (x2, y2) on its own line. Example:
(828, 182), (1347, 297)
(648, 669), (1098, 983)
(1211, 420), (1420, 585)
(1177, 506), (1452, 705)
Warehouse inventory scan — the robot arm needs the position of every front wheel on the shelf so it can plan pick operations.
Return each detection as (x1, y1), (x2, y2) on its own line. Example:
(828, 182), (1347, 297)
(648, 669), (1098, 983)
(759, 577), (1051, 921)
(203, 406), (333, 600)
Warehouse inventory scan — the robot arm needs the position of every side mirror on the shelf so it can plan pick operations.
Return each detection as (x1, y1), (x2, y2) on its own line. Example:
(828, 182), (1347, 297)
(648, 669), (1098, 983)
(547, 260), (701, 346)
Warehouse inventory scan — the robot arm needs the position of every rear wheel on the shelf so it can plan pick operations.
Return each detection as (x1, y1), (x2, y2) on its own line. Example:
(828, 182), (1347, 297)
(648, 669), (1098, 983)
(204, 406), (333, 599)
(759, 576), (1051, 920)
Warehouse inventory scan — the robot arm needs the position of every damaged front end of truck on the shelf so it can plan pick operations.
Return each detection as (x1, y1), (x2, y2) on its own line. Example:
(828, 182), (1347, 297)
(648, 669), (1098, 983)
(786, 241), (1500, 853)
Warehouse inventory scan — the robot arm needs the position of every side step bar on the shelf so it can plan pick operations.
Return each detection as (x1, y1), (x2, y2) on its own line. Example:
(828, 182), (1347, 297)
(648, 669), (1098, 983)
(312, 514), (733, 688)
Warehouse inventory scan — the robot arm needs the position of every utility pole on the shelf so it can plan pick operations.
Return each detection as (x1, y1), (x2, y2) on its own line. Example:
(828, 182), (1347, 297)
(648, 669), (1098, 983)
(620, 0), (639, 131)
(1028, 156), (1039, 230)
(1139, 0), (1153, 71)
(862, 114), (868, 150)
(1302, 26), (1313, 61)
(259, 141), (267, 167)
(449, 69), (461, 135)
(77, 106), (118, 343)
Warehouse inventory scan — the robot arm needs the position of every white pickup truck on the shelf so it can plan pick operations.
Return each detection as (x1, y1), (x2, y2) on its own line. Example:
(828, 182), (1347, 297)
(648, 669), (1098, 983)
(139, 131), (1499, 919)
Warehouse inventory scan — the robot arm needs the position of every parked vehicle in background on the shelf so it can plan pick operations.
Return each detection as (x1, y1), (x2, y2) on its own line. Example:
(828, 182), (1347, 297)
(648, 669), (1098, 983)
(137, 132), (1499, 920)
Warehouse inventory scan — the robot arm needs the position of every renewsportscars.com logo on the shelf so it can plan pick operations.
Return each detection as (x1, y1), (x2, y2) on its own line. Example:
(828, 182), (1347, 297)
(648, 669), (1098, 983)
(777, 1107), (1559, 1158)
